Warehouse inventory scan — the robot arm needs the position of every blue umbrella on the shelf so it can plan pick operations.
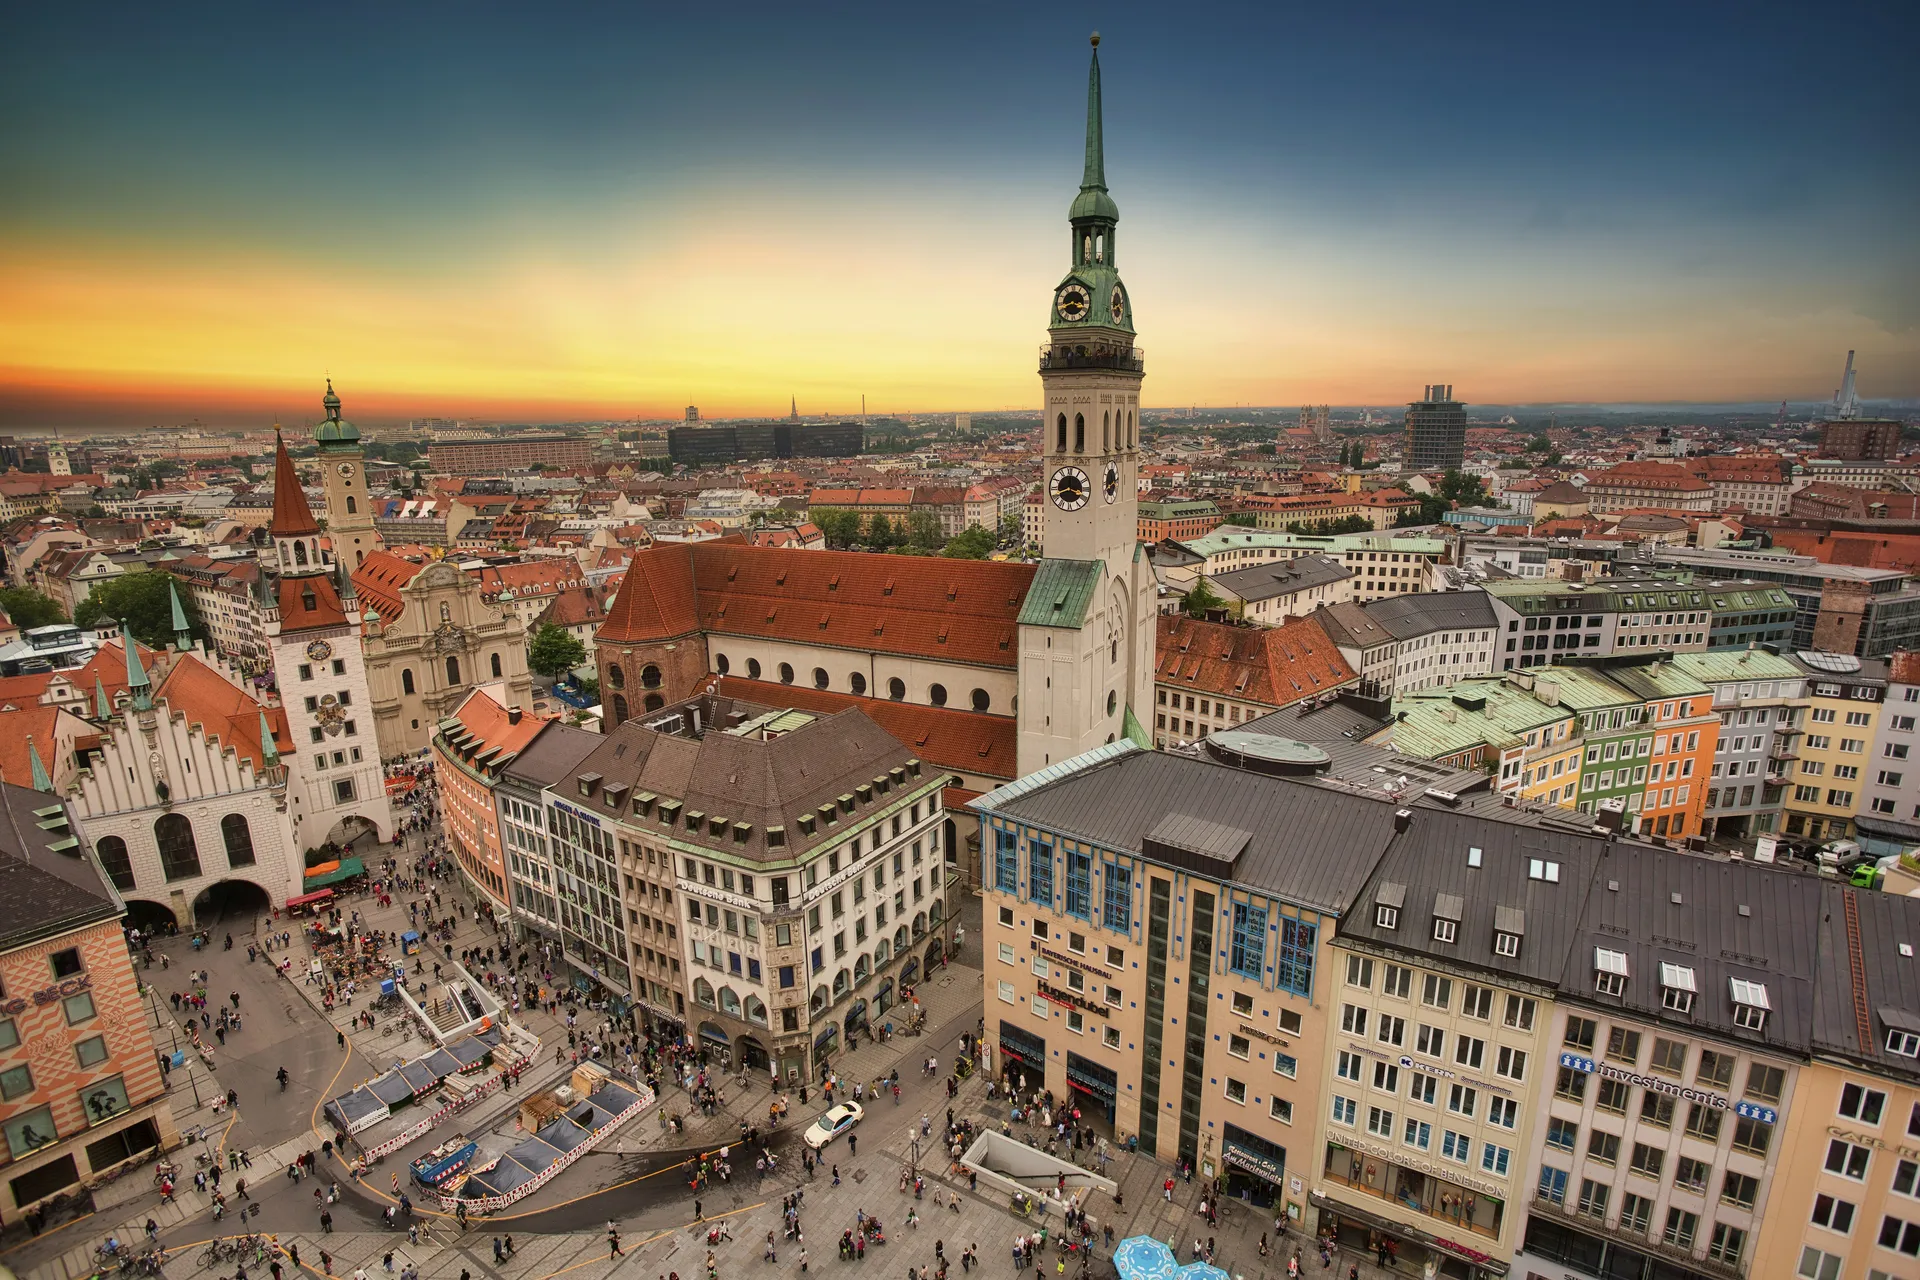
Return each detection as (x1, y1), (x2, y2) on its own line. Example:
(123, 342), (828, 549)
(1180, 1265), (1231, 1280)
(1114, 1235), (1178, 1280)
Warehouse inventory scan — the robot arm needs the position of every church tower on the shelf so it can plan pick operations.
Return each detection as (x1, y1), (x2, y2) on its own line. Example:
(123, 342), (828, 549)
(1017, 34), (1157, 775)
(314, 380), (382, 577)
(263, 429), (392, 853)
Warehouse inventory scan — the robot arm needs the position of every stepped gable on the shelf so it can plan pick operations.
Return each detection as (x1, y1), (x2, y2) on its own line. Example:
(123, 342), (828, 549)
(154, 654), (289, 775)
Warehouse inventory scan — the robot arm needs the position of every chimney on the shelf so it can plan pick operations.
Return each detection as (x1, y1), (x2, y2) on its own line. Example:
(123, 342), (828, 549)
(1393, 809), (1413, 834)
(507, 707), (523, 725)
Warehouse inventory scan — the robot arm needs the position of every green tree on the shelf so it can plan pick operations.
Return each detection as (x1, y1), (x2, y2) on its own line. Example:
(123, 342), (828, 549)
(999, 512), (1022, 545)
(812, 507), (860, 549)
(866, 514), (899, 549)
(1438, 469), (1489, 508)
(941, 525), (996, 559)
(74, 571), (205, 649)
(527, 624), (587, 679)
(1183, 577), (1225, 619)
(905, 510), (943, 550)
(1526, 434), (1553, 453)
(0, 586), (67, 629)
(1223, 512), (1258, 528)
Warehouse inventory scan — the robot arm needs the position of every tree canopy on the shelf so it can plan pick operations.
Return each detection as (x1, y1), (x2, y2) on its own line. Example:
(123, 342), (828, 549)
(0, 586), (67, 629)
(941, 525), (996, 559)
(1184, 577), (1225, 619)
(527, 624), (587, 678)
(74, 571), (206, 649)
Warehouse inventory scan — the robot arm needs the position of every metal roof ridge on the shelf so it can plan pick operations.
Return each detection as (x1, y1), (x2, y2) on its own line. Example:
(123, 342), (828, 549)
(970, 739), (1141, 813)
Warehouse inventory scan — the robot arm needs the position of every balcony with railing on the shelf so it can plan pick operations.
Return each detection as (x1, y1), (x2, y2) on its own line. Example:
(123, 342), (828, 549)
(1038, 342), (1145, 374)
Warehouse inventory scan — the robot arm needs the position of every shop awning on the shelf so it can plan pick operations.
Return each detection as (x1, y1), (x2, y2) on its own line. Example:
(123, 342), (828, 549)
(285, 888), (335, 908)
(304, 856), (367, 888)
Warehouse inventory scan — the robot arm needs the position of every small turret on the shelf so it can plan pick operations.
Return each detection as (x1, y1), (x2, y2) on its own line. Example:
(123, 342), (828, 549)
(169, 579), (191, 651)
(26, 737), (51, 793)
(122, 623), (152, 713)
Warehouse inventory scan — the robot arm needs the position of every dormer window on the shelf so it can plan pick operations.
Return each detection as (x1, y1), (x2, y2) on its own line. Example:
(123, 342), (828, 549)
(1659, 962), (1697, 1014)
(1493, 906), (1524, 959)
(1730, 978), (1770, 1031)
(1528, 858), (1560, 883)
(1375, 881), (1405, 932)
(1431, 893), (1463, 945)
(1886, 1027), (1920, 1058)
(1594, 948), (1629, 997)
(1494, 932), (1519, 958)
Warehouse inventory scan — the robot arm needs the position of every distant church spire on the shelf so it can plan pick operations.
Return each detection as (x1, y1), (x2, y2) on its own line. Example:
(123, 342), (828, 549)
(169, 579), (191, 650)
(1083, 33), (1106, 196)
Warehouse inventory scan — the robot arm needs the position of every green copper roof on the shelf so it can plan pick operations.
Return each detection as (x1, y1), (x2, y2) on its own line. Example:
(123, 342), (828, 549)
(314, 377), (360, 446)
(122, 622), (152, 712)
(1018, 558), (1103, 630)
(1668, 648), (1804, 684)
(1072, 35), (1118, 224)
(94, 676), (110, 720)
(26, 737), (51, 792)
(260, 711), (280, 766)
(1123, 703), (1152, 751)
(169, 578), (190, 647)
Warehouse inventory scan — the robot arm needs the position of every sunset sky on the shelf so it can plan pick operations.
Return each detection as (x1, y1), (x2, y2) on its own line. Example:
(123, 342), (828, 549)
(2, 2), (1915, 428)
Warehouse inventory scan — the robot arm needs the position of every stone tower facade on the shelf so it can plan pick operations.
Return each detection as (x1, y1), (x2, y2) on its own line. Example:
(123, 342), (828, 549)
(314, 380), (382, 578)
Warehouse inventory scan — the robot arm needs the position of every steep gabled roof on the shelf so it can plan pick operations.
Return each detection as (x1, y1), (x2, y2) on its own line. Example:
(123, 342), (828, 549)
(277, 572), (348, 633)
(712, 676), (1017, 781)
(269, 432), (320, 537)
(153, 654), (289, 775)
(1154, 613), (1357, 708)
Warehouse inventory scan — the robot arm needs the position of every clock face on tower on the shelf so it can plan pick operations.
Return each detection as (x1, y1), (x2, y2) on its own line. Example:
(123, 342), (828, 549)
(305, 639), (333, 662)
(1055, 283), (1091, 323)
(1051, 466), (1091, 511)
(336, 463), (356, 480)
(1110, 284), (1127, 324)
(1104, 462), (1120, 502)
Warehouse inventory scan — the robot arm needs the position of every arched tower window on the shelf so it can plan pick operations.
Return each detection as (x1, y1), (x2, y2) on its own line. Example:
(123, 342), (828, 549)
(154, 814), (202, 883)
(401, 668), (415, 695)
(445, 656), (461, 686)
(640, 664), (662, 689)
(1095, 233), (1104, 263)
(1103, 411), (1110, 452)
(490, 652), (502, 678)
(1128, 410), (1135, 448)
(1082, 232), (1092, 263)
(1056, 414), (1067, 453)
(293, 542), (308, 566)
(221, 814), (257, 869)
(612, 693), (629, 722)
(1074, 414), (1085, 452)
(888, 677), (906, 701)
(345, 497), (357, 515)
(95, 836), (135, 892)
(644, 693), (664, 712)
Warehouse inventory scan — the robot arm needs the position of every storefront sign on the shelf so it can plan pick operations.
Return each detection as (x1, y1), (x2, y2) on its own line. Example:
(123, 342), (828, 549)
(1735, 1100), (1779, 1125)
(1039, 946), (1093, 973)
(1558, 1052), (1730, 1110)
(1827, 1125), (1920, 1160)
(1351, 1041), (1511, 1097)
(1223, 1141), (1286, 1184)
(2, 974), (91, 1016)
(1237, 1022), (1291, 1049)
(1036, 980), (1109, 1019)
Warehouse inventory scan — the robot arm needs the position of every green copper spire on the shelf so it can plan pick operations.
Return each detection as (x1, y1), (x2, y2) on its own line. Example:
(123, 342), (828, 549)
(26, 737), (51, 793)
(259, 711), (280, 768)
(1070, 33), (1118, 225)
(168, 579), (190, 650)
(94, 676), (111, 720)
(122, 623), (152, 712)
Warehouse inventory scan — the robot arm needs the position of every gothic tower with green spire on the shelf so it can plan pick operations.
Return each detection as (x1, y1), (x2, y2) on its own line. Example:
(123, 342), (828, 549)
(314, 379), (382, 576)
(1018, 34), (1156, 775)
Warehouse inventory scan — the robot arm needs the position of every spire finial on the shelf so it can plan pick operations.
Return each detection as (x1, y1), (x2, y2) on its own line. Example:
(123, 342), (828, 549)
(259, 710), (280, 768)
(94, 675), (111, 720)
(1083, 36), (1106, 193)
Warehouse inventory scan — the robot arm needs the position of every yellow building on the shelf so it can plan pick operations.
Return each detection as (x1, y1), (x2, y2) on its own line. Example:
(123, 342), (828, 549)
(1757, 884), (1920, 1280)
(1783, 655), (1887, 842)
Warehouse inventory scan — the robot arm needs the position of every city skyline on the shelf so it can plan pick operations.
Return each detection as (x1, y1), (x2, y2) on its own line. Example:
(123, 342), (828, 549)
(2, 2), (1916, 428)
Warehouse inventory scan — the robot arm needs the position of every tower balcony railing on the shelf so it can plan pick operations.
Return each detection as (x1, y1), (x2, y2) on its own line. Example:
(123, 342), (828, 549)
(1038, 342), (1144, 374)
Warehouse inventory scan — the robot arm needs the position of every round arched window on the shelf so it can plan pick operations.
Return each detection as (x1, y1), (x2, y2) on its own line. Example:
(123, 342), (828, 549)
(644, 694), (664, 712)
(641, 664), (662, 689)
(747, 658), (762, 680)
(715, 654), (730, 675)
(779, 663), (795, 685)
(850, 673), (867, 696)
(970, 688), (990, 712)
(813, 667), (830, 690)
(607, 664), (625, 690)
(888, 677), (906, 701)
(1107, 690), (1118, 715)
(929, 684), (948, 707)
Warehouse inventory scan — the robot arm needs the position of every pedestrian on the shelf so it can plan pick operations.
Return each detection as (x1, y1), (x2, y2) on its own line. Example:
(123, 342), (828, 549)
(694, 1198), (703, 1221)
(504, 1236), (514, 1256)
(848, 1133), (858, 1156)
(493, 1239), (503, 1264)
(608, 1224), (623, 1258)
(320, 1210), (333, 1233)
(832, 1164), (841, 1186)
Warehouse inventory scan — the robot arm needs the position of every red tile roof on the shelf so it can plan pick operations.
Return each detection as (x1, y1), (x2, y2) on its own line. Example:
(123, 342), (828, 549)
(598, 541), (1036, 669)
(277, 573), (348, 632)
(154, 654), (288, 775)
(1154, 613), (1357, 708)
(438, 686), (552, 778)
(0, 704), (62, 790)
(269, 432), (320, 536)
(710, 676), (1017, 781)
(350, 549), (423, 623)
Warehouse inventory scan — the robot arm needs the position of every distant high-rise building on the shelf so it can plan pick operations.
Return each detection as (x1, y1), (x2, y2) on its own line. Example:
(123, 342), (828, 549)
(955, 412), (972, 433)
(685, 405), (700, 423)
(1299, 404), (1330, 442)
(1817, 351), (1901, 460)
(1404, 383), (1466, 471)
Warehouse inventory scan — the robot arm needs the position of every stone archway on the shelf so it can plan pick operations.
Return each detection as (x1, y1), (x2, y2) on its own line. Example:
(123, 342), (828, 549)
(923, 939), (945, 972)
(322, 813), (385, 854)
(192, 878), (274, 928)
(124, 898), (181, 934)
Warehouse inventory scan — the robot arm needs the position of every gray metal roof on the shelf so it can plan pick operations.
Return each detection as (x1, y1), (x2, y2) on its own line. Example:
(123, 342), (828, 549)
(1338, 807), (1612, 986)
(1361, 590), (1499, 641)
(1558, 843), (1823, 1054)
(0, 783), (119, 949)
(1212, 554), (1352, 603)
(498, 720), (603, 790)
(1811, 882), (1920, 1084)
(978, 748), (1405, 915)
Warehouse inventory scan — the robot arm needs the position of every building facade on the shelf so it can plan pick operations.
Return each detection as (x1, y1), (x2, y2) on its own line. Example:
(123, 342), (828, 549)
(426, 435), (594, 475)
(0, 785), (178, 1219)
(1405, 385), (1467, 472)
(1782, 653), (1887, 842)
(312, 381), (383, 578)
